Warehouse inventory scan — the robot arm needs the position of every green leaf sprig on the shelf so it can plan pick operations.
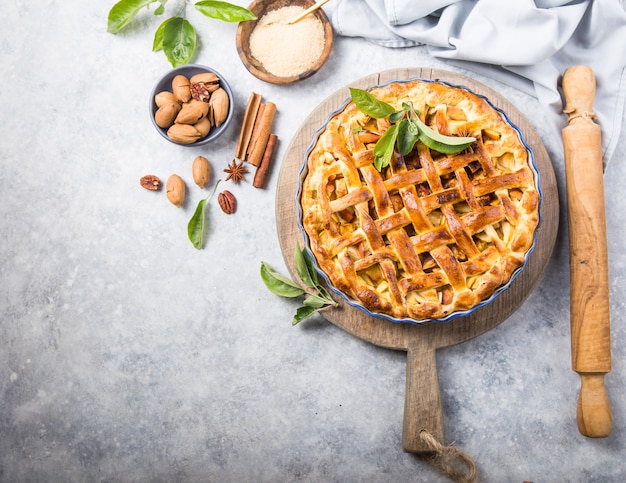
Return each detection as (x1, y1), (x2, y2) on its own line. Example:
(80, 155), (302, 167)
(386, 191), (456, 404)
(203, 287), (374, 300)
(107, 0), (257, 67)
(261, 244), (338, 325)
(187, 179), (220, 249)
(349, 87), (476, 170)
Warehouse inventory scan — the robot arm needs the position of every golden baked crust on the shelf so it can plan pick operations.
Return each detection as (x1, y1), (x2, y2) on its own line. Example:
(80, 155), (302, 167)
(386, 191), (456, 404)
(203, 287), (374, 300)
(300, 79), (540, 321)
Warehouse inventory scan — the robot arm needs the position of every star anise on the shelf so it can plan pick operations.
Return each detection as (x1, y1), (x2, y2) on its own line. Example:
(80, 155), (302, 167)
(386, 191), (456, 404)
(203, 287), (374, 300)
(224, 159), (248, 184)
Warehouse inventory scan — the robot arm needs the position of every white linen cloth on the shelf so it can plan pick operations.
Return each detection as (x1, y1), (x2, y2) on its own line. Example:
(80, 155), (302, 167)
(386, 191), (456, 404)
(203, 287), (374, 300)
(327, 0), (626, 167)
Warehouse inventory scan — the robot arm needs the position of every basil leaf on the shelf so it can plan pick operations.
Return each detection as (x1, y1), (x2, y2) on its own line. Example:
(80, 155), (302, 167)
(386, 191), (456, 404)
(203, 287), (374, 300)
(350, 88), (395, 119)
(294, 243), (318, 289)
(152, 17), (174, 51)
(373, 124), (398, 170)
(187, 198), (207, 249)
(154, 4), (165, 15)
(195, 1), (257, 22)
(260, 262), (306, 298)
(163, 17), (196, 67)
(413, 116), (475, 154)
(293, 305), (317, 325)
(107, 0), (157, 33)
(397, 119), (420, 156)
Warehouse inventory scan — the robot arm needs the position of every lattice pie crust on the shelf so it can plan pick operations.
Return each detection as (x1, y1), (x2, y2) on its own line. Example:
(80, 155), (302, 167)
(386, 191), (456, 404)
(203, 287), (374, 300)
(300, 80), (540, 321)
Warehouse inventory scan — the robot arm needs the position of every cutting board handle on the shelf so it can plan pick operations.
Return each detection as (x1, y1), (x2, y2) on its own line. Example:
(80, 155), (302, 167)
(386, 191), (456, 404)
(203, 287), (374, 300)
(403, 340), (478, 480)
(403, 341), (444, 452)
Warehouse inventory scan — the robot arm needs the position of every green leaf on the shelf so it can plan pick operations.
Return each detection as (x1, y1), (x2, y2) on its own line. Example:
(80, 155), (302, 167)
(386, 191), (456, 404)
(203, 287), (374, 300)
(107, 0), (157, 33)
(154, 4), (165, 15)
(162, 17), (196, 67)
(303, 294), (327, 309)
(413, 116), (475, 154)
(396, 119), (420, 156)
(293, 305), (318, 325)
(350, 88), (395, 119)
(418, 134), (474, 155)
(187, 199), (207, 249)
(260, 262), (306, 298)
(152, 17), (174, 51)
(195, 1), (257, 22)
(389, 110), (404, 123)
(373, 124), (398, 170)
(294, 243), (318, 289)
(187, 179), (220, 249)
(302, 247), (320, 288)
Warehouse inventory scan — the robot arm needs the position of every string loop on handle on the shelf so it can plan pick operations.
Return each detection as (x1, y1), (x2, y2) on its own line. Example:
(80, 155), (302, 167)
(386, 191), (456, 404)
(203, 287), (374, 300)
(419, 430), (478, 483)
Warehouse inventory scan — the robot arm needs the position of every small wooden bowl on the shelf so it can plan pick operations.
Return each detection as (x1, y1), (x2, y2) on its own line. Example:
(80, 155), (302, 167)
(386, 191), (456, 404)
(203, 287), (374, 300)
(236, 0), (334, 85)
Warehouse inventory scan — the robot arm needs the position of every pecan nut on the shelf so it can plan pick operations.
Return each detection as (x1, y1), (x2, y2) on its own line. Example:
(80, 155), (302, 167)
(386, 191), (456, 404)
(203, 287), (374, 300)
(190, 72), (219, 85)
(208, 88), (229, 127)
(167, 123), (203, 144)
(172, 75), (191, 103)
(190, 82), (212, 102)
(140, 174), (161, 191)
(192, 156), (211, 189)
(217, 190), (236, 214)
(194, 116), (211, 138)
(154, 102), (181, 128)
(154, 91), (180, 108)
(190, 73), (220, 102)
(166, 174), (185, 207)
(175, 99), (209, 125)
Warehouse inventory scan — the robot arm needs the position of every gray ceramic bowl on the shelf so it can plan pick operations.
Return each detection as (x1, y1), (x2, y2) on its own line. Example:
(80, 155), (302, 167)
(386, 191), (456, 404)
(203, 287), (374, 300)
(149, 64), (234, 146)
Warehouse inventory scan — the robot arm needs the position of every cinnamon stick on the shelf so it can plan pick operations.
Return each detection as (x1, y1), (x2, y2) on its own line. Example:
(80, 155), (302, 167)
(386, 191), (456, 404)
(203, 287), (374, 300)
(246, 103), (265, 158)
(248, 102), (276, 167)
(235, 92), (262, 160)
(253, 133), (278, 189)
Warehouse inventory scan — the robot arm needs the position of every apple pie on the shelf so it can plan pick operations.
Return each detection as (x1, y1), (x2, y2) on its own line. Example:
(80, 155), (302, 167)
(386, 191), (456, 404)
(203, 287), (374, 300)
(299, 79), (540, 322)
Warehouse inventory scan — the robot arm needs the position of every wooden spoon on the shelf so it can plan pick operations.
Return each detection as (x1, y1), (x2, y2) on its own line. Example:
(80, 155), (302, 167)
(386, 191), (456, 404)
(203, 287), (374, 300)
(561, 65), (612, 438)
(289, 0), (331, 24)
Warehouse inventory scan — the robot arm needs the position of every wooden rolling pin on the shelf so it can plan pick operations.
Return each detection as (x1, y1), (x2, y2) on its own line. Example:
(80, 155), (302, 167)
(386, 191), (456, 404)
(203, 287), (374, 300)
(561, 65), (612, 438)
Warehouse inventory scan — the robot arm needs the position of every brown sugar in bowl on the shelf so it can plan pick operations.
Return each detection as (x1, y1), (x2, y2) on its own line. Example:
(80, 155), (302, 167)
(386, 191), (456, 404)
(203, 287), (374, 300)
(236, 0), (334, 85)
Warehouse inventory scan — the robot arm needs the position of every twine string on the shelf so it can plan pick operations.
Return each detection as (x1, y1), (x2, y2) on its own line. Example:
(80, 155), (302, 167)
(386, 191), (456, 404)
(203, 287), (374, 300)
(563, 104), (598, 124)
(419, 430), (478, 483)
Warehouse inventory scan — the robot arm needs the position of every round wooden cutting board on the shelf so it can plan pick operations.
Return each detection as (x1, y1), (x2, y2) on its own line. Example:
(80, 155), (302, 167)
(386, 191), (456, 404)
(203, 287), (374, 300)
(275, 68), (559, 452)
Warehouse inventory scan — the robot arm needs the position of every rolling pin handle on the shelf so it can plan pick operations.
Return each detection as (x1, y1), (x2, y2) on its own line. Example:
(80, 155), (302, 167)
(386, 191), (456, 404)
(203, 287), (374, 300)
(562, 65), (597, 123)
(577, 373), (612, 438)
